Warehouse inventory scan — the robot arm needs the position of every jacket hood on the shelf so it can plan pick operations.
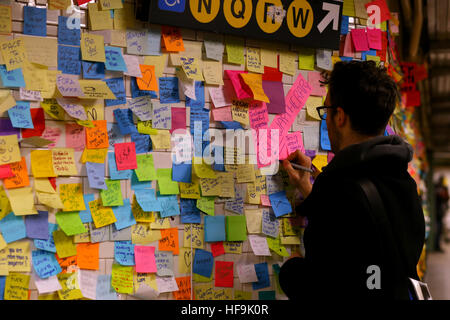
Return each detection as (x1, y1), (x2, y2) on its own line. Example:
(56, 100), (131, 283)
(323, 135), (413, 173)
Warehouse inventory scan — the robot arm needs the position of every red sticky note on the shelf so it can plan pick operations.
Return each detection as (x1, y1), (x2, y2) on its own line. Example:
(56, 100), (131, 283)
(170, 107), (186, 134)
(351, 29), (369, 52)
(114, 142), (137, 171)
(214, 261), (234, 288)
(342, 33), (355, 57)
(405, 90), (421, 107)
(21, 108), (45, 138)
(225, 70), (252, 100)
(367, 28), (382, 50)
(365, 0), (391, 23)
(134, 245), (156, 273)
(262, 67), (283, 82)
(211, 242), (225, 257)
(0, 164), (14, 179)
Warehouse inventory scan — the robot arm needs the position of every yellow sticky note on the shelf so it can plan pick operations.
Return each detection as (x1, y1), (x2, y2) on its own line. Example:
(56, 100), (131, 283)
(279, 51), (297, 76)
(299, 48), (315, 71)
(52, 148), (78, 176)
(193, 158), (216, 179)
(143, 54), (167, 79)
(225, 36), (244, 65)
(199, 178), (221, 197)
(280, 235), (301, 245)
(216, 172), (235, 198)
(150, 217), (171, 229)
(178, 248), (192, 274)
(36, 191), (64, 209)
(134, 272), (157, 293)
(0, 38), (27, 71)
(261, 48), (278, 68)
(194, 284), (214, 300)
(203, 61), (224, 85)
(111, 264), (133, 294)
(223, 241), (242, 254)
(7, 241), (31, 272)
(89, 198), (117, 228)
(366, 55), (381, 66)
(80, 148), (108, 164)
(78, 80), (116, 99)
(4, 273), (30, 300)
(236, 164), (255, 183)
(0, 134), (21, 165)
(180, 181), (201, 199)
(34, 178), (56, 194)
(53, 229), (77, 258)
(246, 47), (264, 73)
(41, 98), (65, 120)
(113, 3), (135, 30)
(312, 154), (328, 172)
(331, 55), (341, 67)
(305, 96), (323, 121)
(343, 0), (356, 16)
(31, 150), (56, 178)
(57, 272), (83, 300)
(180, 56), (204, 81)
(0, 185), (11, 220)
(88, 3), (113, 31)
(240, 73), (270, 103)
(22, 60), (48, 92)
(85, 101), (105, 123)
(267, 236), (290, 257)
(41, 70), (62, 99)
(8, 187), (37, 216)
(131, 223), (162, 244)
(0, 90), (16, 113)
(231, 101), (249, 125)
(0, 248), (8, 276)
(245, 209), (263, 233)
(0, 5), (11, 35)
(59, 183), (86, 212)
(81, 33), (106, 63)
(150, 130), (171, 150)
(19, 36), (58, 68)
(183, 224), (204, 249)
(137, 120), (158, 135)
(48, 0), (72, 10)
(99, 0), (123, 10)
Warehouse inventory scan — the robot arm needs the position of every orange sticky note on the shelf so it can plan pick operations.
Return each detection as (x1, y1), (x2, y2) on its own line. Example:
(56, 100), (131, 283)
(162, 26), (184, 52)
(173, 276), (191, 300)
(76, 243), (99, 270)
(136, 65), (158, 92)
(3, 157), (29, 189)
(85, 120), (109, 149)
(158, 228), (179, 255)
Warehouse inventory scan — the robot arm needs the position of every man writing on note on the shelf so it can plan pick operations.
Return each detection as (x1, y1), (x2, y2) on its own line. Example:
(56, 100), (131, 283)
(279, 61), (425, 300)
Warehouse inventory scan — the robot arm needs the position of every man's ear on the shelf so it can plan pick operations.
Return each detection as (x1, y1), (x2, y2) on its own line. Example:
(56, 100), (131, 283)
(336, 107), (347, 127)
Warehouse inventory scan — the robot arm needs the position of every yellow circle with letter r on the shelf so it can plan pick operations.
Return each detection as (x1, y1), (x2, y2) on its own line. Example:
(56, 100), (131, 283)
(223, 0), (253, 29)
(286, 0), (313, 38)
(189, 0), (221, 23)
(256, 0), (283, 34)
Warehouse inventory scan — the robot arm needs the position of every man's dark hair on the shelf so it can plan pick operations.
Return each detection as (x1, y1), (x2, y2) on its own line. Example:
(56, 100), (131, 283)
(322, 61), (400, 136)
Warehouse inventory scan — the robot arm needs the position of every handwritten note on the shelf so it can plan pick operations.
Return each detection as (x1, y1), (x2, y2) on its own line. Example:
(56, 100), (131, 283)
(114, 142), (137, 171)
(134, 245), (156, 273)
(59, 183), (86, 212)
(89, 198), (117, 228)
(100, 179), (124, 206)
(86, 120), (109, 149)
(57, 45), (81, 75)
(81, 33), (106, 62)
(0, 38), (27, 71)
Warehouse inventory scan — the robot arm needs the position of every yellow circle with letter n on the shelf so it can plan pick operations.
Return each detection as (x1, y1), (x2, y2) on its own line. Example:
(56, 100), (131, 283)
(189, 0), (221, 23)
(256, 0), (284, 34)
(223, 0), (253, 29)
(286, 0), (313, 38)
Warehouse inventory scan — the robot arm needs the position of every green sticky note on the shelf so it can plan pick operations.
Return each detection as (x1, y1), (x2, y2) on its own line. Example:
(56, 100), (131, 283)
(55, 211), (87, 236)
(259, 290), (276, 300)
(298, 48), (315, 71)
(225, 35), (245, 65)
(137, 120), (158, 135)
(100, 179), (124, 206)
(135, 154), (157, 181)
(156, 168), (180, 195)
(226, 215), (247, 241)
(53, 229), (77, 258)
(234, 290), (252, 300)
(196, 196), (215, 216)
(194, 271), (213, 283)
(272, 264), (284, 294)
(267, 236), (289, 257)
(366, 55), (381, 66)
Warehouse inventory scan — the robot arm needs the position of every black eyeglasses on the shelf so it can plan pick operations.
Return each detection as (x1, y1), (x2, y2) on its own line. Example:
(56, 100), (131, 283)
(316, 105), (338, 120)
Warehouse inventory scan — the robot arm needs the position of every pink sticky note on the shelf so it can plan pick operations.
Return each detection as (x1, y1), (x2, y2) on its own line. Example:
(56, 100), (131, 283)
(114, 142), (137, 170)
(225, 70), (252, 100)
(134, 246), (156, 273)
(170, 107), (186, 134)
(249, 101), (268, 130)
(65, 123), (86, 152)
(208, 80), (235, 108)
(327, 152), (335, 163)
(260, 194), (271, 207)
(366, 28), (382, 50)
(307, 72), (327, 97)
(212, 106), (233, 122)
(286, 131), (305, 154)
(343, 33), (355, 57)
(41, 127), (62, 148)
(351, 29), (369, 52)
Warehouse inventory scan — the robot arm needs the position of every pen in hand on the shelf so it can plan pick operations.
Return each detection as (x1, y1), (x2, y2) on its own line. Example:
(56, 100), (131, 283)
(288, 161), (314, 173)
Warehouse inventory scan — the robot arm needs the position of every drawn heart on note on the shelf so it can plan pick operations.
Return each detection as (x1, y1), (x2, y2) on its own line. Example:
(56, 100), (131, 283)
(183, 250), (192, 268)
(137, 69), (153, 90)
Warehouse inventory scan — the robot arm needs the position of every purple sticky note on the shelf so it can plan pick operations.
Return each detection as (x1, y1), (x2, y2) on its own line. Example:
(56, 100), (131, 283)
(305, 150), (316, 158)
(0, 118), (20, 138)
(263, 81), (286, 114)
(25, 210), (49, 240)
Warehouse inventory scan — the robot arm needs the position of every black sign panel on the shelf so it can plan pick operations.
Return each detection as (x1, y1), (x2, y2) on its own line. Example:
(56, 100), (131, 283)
(137, 0), (343, 50)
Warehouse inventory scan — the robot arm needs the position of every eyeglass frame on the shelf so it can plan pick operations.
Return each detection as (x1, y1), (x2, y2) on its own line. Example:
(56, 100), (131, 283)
(316, 105), (339, 120)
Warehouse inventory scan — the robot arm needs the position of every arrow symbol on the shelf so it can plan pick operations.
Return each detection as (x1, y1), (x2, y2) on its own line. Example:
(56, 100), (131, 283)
(317, 2), (340, 34)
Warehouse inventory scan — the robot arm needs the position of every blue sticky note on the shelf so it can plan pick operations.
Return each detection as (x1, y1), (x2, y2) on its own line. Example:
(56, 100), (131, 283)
(186, 81), (205, 109)
(190, 108), (210, 137)
(96, 275), (117, 300)
(253, 262), (270, 290)
(105, 46), (127, 72)
(79, 194), (94, 223)
(108, 152), (132, 180)
(320, 119), (331, 151)
(259, 290), (276, 300)
(339, 56), (353, 62)
(8, 101), (34, 129)
(107, 122), (125, 150)
(361, 49), (377, 61)
(131, 171), (152, 190)
(25, 210), (49, 240)
(180, 199), (201, 224)
(158, 193), (180, 218)
(340, 15), (349, 35)
(159, 77), (180, 104)
(114, 241), (135, 266)
(23, 6), (47, 36)
(220, 121), (242, 130)
(131, 77), (157, 99)
(82, 61), (105, 79)
(113, 108), (137, 135)
(204, 216), (226, 242)
(86, 162), (107, 190)
(112, 199), (136, 230)
(58, 16), (80, 46)
(34, 223), (57, 253)
(105, 77), (126, 106)
(0, 276), (5, 300)
(172, 162), (192, 183)
(32, 250), (62, 279)
(269, 191), (292, 217)
(0, 212), (26, 243)
(58, 45), (81, 75)
(131, 132), (151, 154)
(0, 65), (25, 87)
(193, 249), (213, 278)
(134, 189), (162, 212)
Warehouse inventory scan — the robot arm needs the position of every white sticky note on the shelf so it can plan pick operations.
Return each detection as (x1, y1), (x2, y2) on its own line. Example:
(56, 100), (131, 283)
(248, 234), (271, 256)
(237, 264), (259, 283)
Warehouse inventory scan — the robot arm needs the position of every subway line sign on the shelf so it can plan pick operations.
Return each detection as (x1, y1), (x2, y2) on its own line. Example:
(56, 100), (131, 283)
(143, 0), (343, 50)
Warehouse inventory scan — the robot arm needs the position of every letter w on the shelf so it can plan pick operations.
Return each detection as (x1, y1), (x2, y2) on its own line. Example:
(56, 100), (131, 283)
(292, 7), (309, 29)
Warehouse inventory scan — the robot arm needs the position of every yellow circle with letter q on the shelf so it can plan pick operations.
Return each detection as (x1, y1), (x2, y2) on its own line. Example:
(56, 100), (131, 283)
(189, 0), (221, 24)
(223, 0), (253, 29)
(256, 0), (284, 34)
(286, 0), (313, 38)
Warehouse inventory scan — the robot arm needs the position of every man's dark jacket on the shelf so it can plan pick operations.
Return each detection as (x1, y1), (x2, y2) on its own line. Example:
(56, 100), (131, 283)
(279, 135), (425, 300)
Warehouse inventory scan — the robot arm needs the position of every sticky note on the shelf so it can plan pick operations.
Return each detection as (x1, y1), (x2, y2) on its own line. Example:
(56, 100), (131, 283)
(240, 73), (270, 102)
(53, 229), (76, 258)
(320, 119), (332, 151)
(113, 108), (137, 135)
(128, 96), (152, 121)
(0, 65), (25, 88)
(57, 272), (83, 300)
(172, 162), (191, 183)
(134, 246), (156, 273)
(246, 47), (264, 73)
(253, 262), (270, 290)
(23, 6), (47, 37)
(3, 157), (29, 189)
(158, 227), (179, 255)
(104, 46), (127, 72)
(59, 183), (86, 212)
(204, 216), (226, 242)
(225, 36), (244, 65)
(0, 38), (27, 71)
(203, 33), (224, 61)
(96, 275), (117, 300)
(81, 33), (106, 62)
(0, 5), (11, 35)
(58, 16), (80, 46)
(237, 264), (258, 283)
(193, 249), (213, 278)
(86, 120), (109, 149)
(89, 198), (117, 228)
(126, 29), (161, 56)
(180, 198), (201, 223)
(351, 29), (369, 51)
(226, 215), (247, 241)
(161, 25), (184, 52)
(32, 250), (61, 279)
(4, 273), (30, 300)
(114, 241), (135, 266)
(56, 98), (87, 120)
(0, 212), (26, 243)
(215, 261), (234, 288)
(225, 70), (252, 100)
(57, 45), (81, 75)
(159, 77), (180, 104)
(104, 78), (126, 106)
(269, 191), (292, 217)
(367, 28), (382, 50)
(100, 179), (123, 206)
(55, 211), (87, 236)
(136, 65), (158, 91)
(77, 243), (99, 270)
(25, 211), (48, 240)
(78, 80), (116, 99)
(308, 71), (327, 97)
(0, 134), (21, 165)
(155, 168), (179, 195)
(82, 61), (105, 79)
(134, 154), (156, 181)
(203, 60), (224, 85)
(8, 186), (37, 216)
(114, 142), (137, 171)
(316, 49), (332, 71)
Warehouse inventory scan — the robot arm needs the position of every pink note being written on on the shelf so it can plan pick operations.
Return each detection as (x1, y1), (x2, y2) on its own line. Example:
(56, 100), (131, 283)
(366, 28), (382, 50)
(134, 245), (156, 273)
(286, 131), (305, 154)
(41, 127), (62, 148)
(351, 29), (369, 51)
(225, 70), (252, 100)
(307, 72), (327, 97)
(212, 106), (233, 122)
(65, 123), (86, 152)
(170, 107), (187, 134)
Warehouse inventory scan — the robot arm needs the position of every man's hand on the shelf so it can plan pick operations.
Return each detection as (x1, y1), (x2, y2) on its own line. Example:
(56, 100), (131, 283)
(282, 150), (313, 198)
